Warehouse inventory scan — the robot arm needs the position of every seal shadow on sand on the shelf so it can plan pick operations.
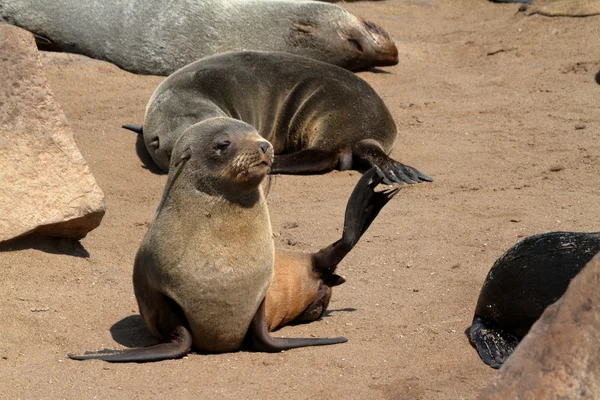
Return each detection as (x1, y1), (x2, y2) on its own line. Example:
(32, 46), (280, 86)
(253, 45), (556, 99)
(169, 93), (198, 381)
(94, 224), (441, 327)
(0, 233), (90, 258)
(285, 307), (358, 328)
(595, 70), (600, 85)
(109, 315), (160, 348)
(111, 309), (358, 346)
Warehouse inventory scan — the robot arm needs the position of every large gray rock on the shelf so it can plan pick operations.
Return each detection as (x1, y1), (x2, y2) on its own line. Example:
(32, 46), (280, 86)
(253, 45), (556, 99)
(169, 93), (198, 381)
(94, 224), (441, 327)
(0, 24), (105, 242)
(479, 252), (600, 400)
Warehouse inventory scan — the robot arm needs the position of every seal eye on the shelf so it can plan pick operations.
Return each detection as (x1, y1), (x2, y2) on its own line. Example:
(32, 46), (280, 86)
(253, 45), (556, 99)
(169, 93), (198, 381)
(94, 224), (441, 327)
(348, 38), (363, 53)
(214, 140), (230, 154)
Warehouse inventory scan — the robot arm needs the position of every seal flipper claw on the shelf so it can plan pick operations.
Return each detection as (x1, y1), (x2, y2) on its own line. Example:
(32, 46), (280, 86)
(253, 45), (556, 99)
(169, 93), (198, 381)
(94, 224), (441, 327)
(467, 317), (518, 369)
(248, 300), (347, 352)
(352, 139), (432, 184)
(68, 324), (193, 363)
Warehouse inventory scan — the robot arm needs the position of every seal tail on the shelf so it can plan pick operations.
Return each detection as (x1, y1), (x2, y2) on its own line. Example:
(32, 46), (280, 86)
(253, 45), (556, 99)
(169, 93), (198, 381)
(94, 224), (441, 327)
(67, 325), (192, 363)
(311, 167), (401, 283)
(122, 124), (144, 134)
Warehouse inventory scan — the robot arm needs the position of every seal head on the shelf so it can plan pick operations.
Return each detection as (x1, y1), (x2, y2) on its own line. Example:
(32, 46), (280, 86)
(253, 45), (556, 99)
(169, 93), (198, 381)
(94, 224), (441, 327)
(170, 117), (274, 200)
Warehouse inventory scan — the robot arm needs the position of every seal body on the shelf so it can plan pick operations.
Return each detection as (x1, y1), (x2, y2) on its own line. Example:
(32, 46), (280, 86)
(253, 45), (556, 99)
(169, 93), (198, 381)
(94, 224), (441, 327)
(467, 231), (600, 368)
(68, 117), (346, 362)
(0, 0), (398, 75)
(139, 51), (430, 185)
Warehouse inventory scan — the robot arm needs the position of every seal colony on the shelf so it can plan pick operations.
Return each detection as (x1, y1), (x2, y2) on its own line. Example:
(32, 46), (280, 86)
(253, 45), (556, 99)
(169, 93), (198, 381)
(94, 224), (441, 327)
(0, 0), (399, 75)
(125, 51), (431, 185)
(466, 231), (600, 368)
(266, 167), (400, 331)
(68, 118), (347, 362)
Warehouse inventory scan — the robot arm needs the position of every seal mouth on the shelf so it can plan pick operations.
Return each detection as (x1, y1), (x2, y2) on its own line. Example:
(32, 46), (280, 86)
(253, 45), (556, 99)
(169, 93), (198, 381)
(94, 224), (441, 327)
(236, 155), (272, 178)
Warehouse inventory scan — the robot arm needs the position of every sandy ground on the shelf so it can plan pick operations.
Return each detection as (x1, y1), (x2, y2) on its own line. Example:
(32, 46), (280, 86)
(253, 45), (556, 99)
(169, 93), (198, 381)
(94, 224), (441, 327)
(1, 0), (599, 398)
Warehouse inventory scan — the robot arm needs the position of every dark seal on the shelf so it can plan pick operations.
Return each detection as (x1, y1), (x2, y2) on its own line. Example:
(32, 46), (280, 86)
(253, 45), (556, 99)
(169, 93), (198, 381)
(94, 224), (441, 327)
(126, 51), (432, 185)
(467, 231), (600, 368)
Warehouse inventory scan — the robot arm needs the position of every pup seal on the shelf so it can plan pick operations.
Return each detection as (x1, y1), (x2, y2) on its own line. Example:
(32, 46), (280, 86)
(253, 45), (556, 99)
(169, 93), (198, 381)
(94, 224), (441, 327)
(466, 231), (600, 369)
(68, 118), (346, 362)
(0, 0), (398, 75)
(124, 51), (431, 185)
(266, 167), (400, 331)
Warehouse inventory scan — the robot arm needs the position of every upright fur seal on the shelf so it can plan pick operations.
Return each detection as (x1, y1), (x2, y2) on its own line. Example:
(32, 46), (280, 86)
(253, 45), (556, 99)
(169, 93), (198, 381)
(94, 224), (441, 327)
(466, 231), (600, 368)
(68, 118), (346, 362)
(266, 167), (400, 331)
(125, 51), (431, 185)
(0, 0), (399, 75)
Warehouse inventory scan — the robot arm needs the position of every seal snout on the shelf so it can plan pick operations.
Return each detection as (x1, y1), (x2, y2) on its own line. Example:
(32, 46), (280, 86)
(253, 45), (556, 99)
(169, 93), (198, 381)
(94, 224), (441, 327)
(257, 140), (274, 167)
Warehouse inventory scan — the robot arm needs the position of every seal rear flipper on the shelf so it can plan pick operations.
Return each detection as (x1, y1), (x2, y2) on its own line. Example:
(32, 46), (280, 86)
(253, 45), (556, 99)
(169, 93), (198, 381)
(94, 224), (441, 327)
(467, 316), (519, 369)
(312, 167), (400, 275)
(122, 124), (144, 134)
(270, 148), (341, 175)
(32, 33), (60, 51)
(247, 299), (347, 352)
(67, 325), (192, 363)
(352, 139), (432, 184)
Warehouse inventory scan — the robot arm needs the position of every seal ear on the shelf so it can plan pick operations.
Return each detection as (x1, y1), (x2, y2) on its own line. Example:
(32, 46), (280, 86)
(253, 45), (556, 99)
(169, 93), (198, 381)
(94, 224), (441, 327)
(173, 148), (192, 168)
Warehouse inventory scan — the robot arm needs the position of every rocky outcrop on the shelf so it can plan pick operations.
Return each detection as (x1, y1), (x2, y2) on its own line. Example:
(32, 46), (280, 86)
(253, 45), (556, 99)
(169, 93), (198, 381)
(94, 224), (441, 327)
(479, 252), (600, 400)
(0, 24), (105, 242)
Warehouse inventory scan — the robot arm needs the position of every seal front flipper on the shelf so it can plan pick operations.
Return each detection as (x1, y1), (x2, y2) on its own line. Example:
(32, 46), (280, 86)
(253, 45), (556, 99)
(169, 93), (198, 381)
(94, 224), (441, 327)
(352, 139), (432, 184)
(67, 324), (193, 363)
(270, 148), (341, 175)
(248, 299), (347, 352)
(467, 316), (518, 369)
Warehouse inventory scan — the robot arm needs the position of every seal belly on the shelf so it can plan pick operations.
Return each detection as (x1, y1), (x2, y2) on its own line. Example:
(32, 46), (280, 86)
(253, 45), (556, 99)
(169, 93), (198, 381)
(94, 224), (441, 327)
(177, 256), (273, 352)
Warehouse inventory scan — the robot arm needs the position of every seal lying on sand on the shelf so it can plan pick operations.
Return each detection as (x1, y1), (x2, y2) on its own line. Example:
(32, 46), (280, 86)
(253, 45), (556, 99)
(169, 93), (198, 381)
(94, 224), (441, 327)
(124, 51), (431, 185)
(68, 118), (346, 362)
(266, 167), (400, 331)
(466, 231), (600, 368)
(0, 0), (398, 75)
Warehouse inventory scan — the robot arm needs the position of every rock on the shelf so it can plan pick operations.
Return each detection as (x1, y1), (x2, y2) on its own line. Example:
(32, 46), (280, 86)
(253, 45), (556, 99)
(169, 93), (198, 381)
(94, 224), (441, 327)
(0, 25), (105, 242)
(479, 252), (600, 400)
(526, 0), (600, 17)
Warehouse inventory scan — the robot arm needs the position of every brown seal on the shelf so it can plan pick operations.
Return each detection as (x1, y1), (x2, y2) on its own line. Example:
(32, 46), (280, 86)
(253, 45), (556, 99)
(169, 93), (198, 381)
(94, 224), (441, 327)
(68, 117), (346, 362)
(124, 51), (432, 185)
(265, 167), (400, 331)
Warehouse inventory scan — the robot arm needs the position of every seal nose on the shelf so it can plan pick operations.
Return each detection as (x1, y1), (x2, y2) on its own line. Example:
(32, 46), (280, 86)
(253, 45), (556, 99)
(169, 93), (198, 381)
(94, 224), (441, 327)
(259, 141), (272, 154)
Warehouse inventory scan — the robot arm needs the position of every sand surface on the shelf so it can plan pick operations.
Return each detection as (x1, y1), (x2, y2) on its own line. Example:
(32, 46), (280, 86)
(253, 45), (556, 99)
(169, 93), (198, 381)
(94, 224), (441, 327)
(1, 0), (599, 398)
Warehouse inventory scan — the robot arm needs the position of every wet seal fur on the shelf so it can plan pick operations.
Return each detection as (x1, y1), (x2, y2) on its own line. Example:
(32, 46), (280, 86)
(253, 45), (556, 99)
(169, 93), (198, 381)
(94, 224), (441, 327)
(266, 167), (400, 331)
(0, 0), (398, 75)
(68, 118), (346, 362)
(466, 231), (600, 369)
(125, 51), (431, 185)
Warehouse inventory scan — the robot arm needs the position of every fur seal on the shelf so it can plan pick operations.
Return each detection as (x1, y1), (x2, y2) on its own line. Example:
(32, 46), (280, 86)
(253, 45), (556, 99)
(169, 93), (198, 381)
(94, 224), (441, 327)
(266, 167), (400, 331)
(124, 51), (432, 185)
(68, 117), (346, 362)
(466, 231), (600, 369)
(0, 0), (398, 75)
